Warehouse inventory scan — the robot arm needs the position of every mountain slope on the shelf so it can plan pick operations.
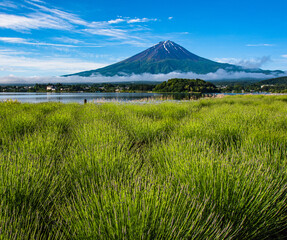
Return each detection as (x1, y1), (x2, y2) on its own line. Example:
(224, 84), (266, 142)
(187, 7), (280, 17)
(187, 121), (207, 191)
(64, 41), (283, 77)
(257, 76), (287, 85)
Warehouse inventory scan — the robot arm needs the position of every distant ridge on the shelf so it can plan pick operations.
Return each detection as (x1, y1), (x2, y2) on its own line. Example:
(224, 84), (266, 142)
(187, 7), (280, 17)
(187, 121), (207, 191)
(64, 40), (284, 77)
(257, 76), (287, 85)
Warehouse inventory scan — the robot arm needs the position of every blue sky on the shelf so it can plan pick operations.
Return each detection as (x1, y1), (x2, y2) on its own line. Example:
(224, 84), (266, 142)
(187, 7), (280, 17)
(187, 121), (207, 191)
(0, 0), (287, 82)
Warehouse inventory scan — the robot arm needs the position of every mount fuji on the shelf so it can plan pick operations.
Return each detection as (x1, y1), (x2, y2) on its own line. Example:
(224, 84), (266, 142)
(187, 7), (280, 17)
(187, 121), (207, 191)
(64, 40), (283, 77)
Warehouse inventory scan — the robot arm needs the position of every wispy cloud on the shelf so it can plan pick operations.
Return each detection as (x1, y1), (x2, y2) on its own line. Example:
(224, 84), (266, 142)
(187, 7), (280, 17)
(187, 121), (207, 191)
(84, 17), (158, 42)
(127, 18), (157, 23)
(52, 37), (83, 44)
(0, 37), (101, 48)
(281, 55), (287, 58)
(0, 48), (31, 55)
(25, 0), (88, 26)
(168, 17), (173, 20)
(0, 37), (28, 44)
(0, 37), (77, 47)
(116, 40), (151, 47)
(0, 69), (285, 84)
(214, 56), (271, 69)
(28, 0), (46, 3)
(0, 13), (72, 31)
(246, 44), (274, 47)
(84, 28), (129, 39)
(0, 51), (107, 75)
(0, 0), (159, 45)
(0, 1), (18, 9)
(108, 18), (126, 24)
(107, 17), (157, 24)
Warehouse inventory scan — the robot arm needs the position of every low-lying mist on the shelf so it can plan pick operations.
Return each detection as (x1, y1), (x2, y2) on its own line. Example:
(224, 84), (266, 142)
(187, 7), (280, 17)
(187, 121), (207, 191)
(0, 69), (285, 84)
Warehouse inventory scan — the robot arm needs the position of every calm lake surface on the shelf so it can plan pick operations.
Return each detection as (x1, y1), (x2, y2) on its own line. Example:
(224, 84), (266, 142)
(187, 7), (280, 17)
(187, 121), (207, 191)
(0, 92), (173, 103)
(0, 92), (276, 103)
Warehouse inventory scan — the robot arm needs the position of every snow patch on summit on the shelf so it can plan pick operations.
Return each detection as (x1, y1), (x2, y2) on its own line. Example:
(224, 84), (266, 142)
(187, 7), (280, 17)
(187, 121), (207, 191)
(163, 41), (170, 53)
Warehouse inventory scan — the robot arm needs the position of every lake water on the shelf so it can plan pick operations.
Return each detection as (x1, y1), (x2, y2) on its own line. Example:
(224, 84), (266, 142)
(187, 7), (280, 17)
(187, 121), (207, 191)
(0, 92), (174, 103)
(0, 92), (277, 103)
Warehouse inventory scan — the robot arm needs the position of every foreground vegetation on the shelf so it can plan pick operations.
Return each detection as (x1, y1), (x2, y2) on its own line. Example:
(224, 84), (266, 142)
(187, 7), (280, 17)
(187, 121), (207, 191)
(0, 96), (286, 239)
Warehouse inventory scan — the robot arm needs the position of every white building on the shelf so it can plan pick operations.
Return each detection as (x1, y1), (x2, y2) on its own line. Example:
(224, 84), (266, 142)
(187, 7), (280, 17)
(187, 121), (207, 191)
(46, 85), (56, 91)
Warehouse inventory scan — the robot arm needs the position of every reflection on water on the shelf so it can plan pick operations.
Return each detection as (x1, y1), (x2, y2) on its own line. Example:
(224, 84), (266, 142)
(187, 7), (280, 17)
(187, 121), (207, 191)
(0, 92), (167, 103)
(0, 92), (225, 103)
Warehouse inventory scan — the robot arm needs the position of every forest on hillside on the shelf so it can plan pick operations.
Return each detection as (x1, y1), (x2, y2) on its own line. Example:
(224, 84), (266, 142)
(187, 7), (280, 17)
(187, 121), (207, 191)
(153, 78), (218, 93)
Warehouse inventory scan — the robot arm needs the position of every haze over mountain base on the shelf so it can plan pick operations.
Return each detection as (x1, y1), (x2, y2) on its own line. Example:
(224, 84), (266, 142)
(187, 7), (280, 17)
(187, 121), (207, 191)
(1, 69), (286, 84)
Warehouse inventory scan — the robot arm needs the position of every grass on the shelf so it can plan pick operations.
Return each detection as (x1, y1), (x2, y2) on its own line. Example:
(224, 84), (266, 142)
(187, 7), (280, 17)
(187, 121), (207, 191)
(0, 95), (286, 239)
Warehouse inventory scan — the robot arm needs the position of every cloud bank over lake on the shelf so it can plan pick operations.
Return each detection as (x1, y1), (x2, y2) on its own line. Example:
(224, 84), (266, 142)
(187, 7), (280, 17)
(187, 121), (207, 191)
(0, 70), (285, 84)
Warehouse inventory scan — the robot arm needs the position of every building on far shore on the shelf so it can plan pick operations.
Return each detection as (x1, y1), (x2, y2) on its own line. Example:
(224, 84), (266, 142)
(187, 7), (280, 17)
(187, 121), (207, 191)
(46, 85), (56, 91)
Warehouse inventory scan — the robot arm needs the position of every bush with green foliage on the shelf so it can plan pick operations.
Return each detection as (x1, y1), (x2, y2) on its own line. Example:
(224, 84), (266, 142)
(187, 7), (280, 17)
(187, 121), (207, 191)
(153, 78), (218, 93)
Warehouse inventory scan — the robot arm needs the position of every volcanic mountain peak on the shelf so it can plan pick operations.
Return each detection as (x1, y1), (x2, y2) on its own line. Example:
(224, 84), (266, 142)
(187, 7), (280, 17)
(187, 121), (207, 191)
(125, 40), (203, 62)
(64, 40), (284, 77)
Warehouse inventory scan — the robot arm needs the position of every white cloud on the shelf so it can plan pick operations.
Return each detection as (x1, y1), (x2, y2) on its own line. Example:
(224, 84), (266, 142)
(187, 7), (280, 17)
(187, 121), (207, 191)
(0, 1), (18, 9)
(25, 0), (88, 26)
(0, 51), (107, 75)
(84, 28), (129, 39)
(0, 37), (75, 47)
(214, 56), (271, 69)
(108, 18), (125, 24)
(0, 69), (285, 84)
(28, 0), (46, 3)
(281, 55), (287, 58)
(0, 37), (101, 48)
(246, 44), (274, 47)
(0, 48), (31, 55)
(84, 17), (157, 41)
(107, 17), (157, 25)
(52, 37), (83, 44)
(168, 17), (173, 20)
(0, 37), (27, 44)
(0, 13), (72, 31)
(0, 1), (159, 45)
(127, 18), (157, 23)
(116, 40), (151, 47)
